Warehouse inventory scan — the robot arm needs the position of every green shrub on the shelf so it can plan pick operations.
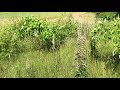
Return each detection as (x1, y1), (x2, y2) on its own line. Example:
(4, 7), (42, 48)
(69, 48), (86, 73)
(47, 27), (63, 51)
(95, 12), (120, 20)
(90, 19), (120, 61)
(15, 16), (77, 50)
(0, 15), (77, 60)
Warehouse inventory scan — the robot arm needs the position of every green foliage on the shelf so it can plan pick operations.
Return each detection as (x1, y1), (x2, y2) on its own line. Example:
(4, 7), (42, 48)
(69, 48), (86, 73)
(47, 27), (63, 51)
(90, 19), (120, 61)
(0, 15), (77, 60)
(16, 16), (77, 50)
(0, 24), (18, 59)
(95, 12), (120, 20)
(0, 38), (77, 78)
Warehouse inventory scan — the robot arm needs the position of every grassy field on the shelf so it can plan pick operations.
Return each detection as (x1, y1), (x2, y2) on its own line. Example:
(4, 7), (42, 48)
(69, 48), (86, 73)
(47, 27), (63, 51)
(0, 12), (60, 18)
(0, 12), (71, 26)
(0, 12), (76, 78)
(0, 12), (71, 19)
(0, 38), (77, 78)
(0, 12), (119, 78)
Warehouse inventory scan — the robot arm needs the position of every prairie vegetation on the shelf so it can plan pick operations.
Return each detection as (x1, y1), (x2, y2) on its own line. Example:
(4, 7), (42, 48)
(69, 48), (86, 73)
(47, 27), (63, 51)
(0, 12), (119, 78)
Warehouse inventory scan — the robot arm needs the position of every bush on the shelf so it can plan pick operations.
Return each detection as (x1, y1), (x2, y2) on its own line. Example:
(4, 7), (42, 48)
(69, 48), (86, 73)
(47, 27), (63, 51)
(15, 16), (77, 50)
(0, 24), (18, 59)
(0, 15), (77, 60)
(95, 12), (120, 20)
(90, 19), (120, 61)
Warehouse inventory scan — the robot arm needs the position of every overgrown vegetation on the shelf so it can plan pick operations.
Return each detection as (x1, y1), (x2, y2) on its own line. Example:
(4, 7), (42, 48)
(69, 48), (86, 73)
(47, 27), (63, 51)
(90, 12), (120, 76)
(95, 12), (120, 20)
(0, 38), (77, 78)
(0, 12), (120, 78)
(0, 14), (77, 60)
(0, 13), (78, 78)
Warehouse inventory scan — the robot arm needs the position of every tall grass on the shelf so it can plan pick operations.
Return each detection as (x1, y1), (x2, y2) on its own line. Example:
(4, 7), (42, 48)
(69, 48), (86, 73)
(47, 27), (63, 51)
(0, 12), (120, 78)
(0, 38), (77, 78)
(86, 35), (120, 78)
